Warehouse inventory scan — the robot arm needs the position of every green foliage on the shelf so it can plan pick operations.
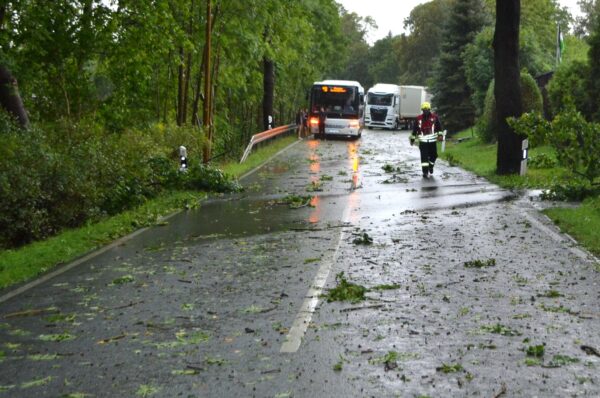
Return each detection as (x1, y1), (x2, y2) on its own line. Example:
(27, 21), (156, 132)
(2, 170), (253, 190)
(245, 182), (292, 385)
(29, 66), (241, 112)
(547, 61), (591, 116)
(510, 107), (600, 185)
(464, 0), (572, 117)
(479, 73), (543, 143)
(326, 272), (367, 303)
(437, 363), (463, 373)
(528, 153), (556, 169)
(539, 181), (597, 201)
(587, 14), (600, 121)
(526, 345), (545, 358)
(464, 258), (496, 268)
(398, 0), (454, 85)
(431, 0), (489, 133)
(0, 115), (236, 249)
(352, 232), (373, 245)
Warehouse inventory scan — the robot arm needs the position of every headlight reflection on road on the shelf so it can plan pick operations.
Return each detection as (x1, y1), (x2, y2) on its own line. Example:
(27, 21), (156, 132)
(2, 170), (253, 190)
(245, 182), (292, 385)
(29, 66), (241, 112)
(308, 139), (321, 224)
(347, 142), (360, 189)
(308, 196), (320, 224)
(347, 141), (361, 224)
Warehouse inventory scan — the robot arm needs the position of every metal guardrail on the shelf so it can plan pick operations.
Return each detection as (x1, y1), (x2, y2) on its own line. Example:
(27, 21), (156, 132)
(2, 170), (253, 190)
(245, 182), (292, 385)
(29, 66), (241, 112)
(240, 123), (297, 163)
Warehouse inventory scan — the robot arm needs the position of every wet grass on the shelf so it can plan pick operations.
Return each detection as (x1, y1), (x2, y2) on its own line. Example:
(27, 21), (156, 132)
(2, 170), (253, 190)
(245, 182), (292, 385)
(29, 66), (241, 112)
(440, 129), (570, 189)
(0, 136), (299, 290)
(0, 191), (205, 290)
(221, 135), (298, 177)
(544, 196), (600, 257)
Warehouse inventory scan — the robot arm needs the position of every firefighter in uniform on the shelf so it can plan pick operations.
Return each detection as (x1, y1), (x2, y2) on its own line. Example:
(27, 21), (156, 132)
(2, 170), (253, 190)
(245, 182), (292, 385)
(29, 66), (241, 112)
(410, 102), (443, 178)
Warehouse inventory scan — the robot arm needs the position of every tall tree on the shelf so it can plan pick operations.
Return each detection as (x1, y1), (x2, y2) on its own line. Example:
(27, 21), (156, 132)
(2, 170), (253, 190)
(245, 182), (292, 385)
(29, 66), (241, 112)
(494, 0), (523, 174)
(575, 0), (600, 38)
(399, 0), (454, 85)
(338, 8), (373, 83)
(367, 33), (401, 87)
(430, 0), (487, 133)
(587, 12), (600, 120)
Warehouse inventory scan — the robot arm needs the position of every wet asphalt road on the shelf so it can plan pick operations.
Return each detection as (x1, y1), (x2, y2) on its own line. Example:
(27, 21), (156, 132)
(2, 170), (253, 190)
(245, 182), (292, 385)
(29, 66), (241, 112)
(1, 129), (599, 398)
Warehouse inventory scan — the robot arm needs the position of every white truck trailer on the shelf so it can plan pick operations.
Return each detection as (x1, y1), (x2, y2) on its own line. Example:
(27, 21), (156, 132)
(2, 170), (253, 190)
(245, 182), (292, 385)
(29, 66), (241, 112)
(398, 85), (430, 130)
(364, 83), (401, 130)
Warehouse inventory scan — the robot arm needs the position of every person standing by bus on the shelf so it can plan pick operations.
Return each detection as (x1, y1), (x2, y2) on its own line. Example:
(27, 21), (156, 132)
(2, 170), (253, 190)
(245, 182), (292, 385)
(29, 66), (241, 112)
(296, 108), (304, 138)
(318, 106), (327, 138)
(410, 102), (443, 178)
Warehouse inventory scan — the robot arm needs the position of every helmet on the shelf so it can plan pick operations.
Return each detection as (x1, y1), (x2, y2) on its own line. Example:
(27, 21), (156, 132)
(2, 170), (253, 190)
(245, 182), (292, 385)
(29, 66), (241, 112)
(421, 102), (431, 111)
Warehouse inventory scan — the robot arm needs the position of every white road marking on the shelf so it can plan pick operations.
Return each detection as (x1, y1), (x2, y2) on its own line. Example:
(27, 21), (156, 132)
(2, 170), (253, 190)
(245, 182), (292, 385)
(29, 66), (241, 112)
(280, 200), (352, 354)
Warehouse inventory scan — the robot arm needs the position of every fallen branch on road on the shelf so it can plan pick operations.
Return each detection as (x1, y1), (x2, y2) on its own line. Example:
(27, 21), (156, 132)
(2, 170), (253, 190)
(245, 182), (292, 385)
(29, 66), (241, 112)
(493, 383), (507, 398)
(340, 304), (385, 313)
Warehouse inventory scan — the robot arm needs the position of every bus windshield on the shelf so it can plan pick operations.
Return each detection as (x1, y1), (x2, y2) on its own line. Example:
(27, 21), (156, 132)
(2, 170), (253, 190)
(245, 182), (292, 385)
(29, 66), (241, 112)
(367, 93), (393, 106)
(311, 85), (359, 117)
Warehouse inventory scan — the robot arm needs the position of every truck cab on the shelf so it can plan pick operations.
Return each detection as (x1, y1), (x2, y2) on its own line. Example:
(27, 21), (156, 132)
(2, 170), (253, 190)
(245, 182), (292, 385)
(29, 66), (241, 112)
(364, 83), (401, 130)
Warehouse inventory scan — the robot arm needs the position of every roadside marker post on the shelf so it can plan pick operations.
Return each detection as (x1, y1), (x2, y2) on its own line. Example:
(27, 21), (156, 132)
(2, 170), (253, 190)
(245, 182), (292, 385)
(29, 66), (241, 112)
(179, 145), (188, 172)
(520, 139), (528, 176)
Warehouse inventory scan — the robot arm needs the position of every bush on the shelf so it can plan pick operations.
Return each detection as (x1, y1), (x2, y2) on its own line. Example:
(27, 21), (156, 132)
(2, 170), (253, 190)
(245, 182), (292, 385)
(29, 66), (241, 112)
(0, 114), (236, 249)
(540, 180), (598, 201)
(510, 107), (600, 194)
(527, 153), (556, 169)
(547, 60), (590, 117)
(478, 72), (544, 143)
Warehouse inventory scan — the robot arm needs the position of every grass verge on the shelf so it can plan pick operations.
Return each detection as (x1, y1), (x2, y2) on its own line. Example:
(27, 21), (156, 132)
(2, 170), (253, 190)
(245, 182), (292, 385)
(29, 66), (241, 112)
(221, 135), (298, 177)
(441, 129), (599, 259)
(0, 135), (300, 290)
(440, 129), (570, 189)
(544, 197), (600, 257)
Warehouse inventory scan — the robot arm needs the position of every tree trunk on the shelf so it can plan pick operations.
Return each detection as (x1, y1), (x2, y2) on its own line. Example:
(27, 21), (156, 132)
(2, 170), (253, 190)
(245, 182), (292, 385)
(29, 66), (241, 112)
(202, 0), (212, 163)
(494, 0), (523, 175)
(182, 51), (192, 124)
(0, 65), (30, 128)
(177, 46), (185, 126)
(192, 2), (219, 127)
(181, 0), (195, 125)
(262, 56), (274, 131)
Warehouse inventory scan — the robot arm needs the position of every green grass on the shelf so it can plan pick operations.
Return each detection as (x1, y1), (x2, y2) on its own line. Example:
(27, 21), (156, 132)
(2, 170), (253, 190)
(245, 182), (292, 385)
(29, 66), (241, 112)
(442, 129), (599, 259)
(0, 136), (299, 289)
(441, 129), (570, 189)
(0, 191), (205, 289)
(544, 196), (600, 257)
(221, 135), (298, 177)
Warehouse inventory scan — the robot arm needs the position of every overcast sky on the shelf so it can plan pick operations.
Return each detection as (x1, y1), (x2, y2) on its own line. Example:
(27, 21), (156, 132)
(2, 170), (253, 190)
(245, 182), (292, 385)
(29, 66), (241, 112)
(337, 0), (584, 44)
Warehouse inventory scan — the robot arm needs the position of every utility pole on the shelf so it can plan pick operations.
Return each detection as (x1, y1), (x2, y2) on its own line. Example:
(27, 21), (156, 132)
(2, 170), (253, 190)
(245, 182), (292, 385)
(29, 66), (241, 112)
(202, 0), (212, 163)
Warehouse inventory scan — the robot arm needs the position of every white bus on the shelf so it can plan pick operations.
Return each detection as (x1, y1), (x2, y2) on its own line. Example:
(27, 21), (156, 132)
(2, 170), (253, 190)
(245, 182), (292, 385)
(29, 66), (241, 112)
(308, 80), (364, 139)
(364, 83), (401, 130)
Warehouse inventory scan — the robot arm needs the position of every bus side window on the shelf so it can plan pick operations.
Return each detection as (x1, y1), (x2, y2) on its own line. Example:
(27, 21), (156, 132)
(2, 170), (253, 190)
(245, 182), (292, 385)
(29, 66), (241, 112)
(360, 94), (364, 105)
